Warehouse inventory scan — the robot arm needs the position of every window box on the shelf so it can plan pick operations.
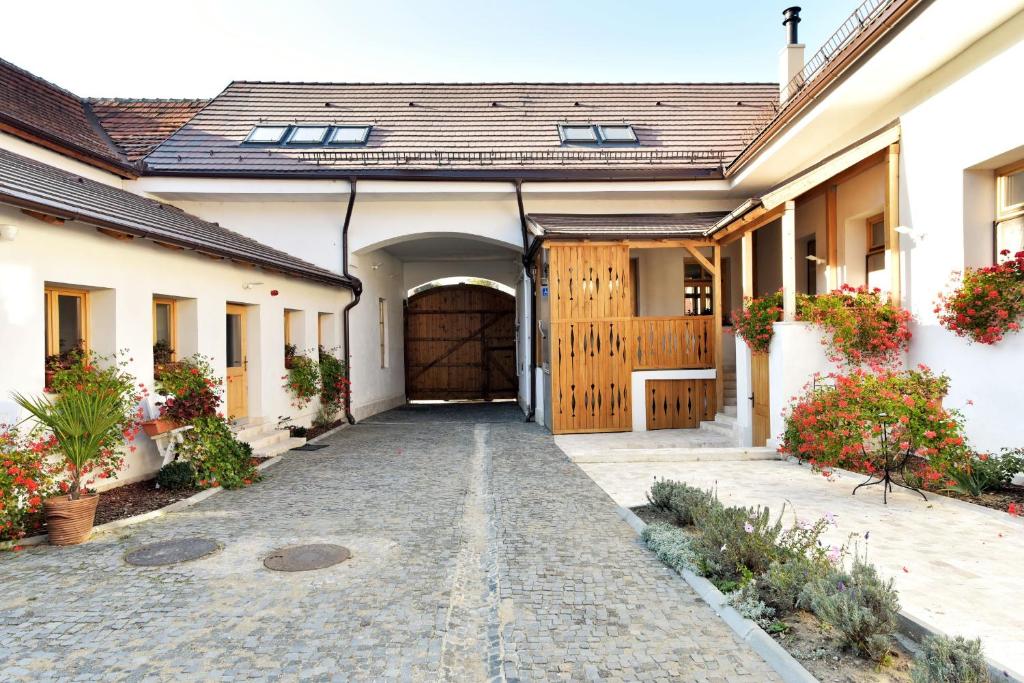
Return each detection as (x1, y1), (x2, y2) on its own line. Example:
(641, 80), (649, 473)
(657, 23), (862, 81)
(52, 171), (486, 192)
(141, 418), (179, 438)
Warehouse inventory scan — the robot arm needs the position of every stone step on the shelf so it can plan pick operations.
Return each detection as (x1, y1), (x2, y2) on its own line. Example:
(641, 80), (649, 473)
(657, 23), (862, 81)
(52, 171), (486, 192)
(246, 430), (291, 451)
(232, 422), (281, 443)
(253, 437), (306, 459)
(567, 446), (777, 464)
(721, 405), (737, 417)
(698, 421), (737, 438)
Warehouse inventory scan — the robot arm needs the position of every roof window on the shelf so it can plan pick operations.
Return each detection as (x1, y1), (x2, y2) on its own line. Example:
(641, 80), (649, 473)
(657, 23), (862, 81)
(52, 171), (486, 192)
(558, 124), (599, 143)
(598, 124), (637, 143)
(287, 126), (329, 144)
(244, 125), (289, 143)
(329, 126), (372, 145)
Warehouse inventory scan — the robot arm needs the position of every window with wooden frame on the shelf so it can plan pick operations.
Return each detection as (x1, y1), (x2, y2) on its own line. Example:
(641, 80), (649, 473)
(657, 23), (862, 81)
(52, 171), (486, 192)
(153, 298), (177, 364)
(996, 160), (1024, 262)
(683, 261), (713, 316)
(378, 298), (388, 368)
(283, 310), (296, 367)
(865, 213), (886, 289)
(44, 286), (88, 370)
(317, 313), (328, 351)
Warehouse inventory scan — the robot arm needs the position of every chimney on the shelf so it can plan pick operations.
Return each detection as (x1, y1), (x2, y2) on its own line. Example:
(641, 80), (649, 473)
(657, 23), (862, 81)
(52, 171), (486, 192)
(779, 6), (805, 104)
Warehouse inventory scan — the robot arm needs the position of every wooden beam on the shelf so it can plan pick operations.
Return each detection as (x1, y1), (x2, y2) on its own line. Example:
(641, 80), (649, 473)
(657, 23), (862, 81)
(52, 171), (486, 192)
(825, 185), (838, 291)
(714, 204), (784, 245)
(797, 151), (886, 205)
(713, 244), (724, 412)
(741, 232), (754, 299)
(543, 238), (716, 249)
(781, 200), (797, 321)
(96, 227), (134, 241)
(885, 143), (901, 305)
(154, 241), (184, 251)
(21, 209), (64, 225)
(685, 245), (716, 275)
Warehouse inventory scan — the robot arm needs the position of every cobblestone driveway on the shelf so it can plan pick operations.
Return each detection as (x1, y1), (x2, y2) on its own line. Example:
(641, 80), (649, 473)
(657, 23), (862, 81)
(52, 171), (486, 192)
(0, 404), (777, 682)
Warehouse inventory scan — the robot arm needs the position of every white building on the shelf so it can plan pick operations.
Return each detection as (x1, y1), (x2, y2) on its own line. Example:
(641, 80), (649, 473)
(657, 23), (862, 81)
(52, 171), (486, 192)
(1, 0), (1022, 484)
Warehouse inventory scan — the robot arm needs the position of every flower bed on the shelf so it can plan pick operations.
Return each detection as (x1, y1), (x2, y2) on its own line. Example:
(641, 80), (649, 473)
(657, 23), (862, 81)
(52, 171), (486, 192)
(936, 249), (1024, 345)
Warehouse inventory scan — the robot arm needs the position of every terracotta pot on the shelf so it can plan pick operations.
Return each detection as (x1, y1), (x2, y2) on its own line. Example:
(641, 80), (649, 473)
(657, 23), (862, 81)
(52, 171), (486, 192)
(142, 418), (178, 437)
(44, 369), (56, 391)
(43, 493), (99, 546)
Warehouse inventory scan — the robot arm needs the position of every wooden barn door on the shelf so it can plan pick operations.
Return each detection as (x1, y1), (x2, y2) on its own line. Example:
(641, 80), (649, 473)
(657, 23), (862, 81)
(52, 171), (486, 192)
(404, 284), (517, 401)
(751, 351), (771, 446)
(548, 244), (633, 434)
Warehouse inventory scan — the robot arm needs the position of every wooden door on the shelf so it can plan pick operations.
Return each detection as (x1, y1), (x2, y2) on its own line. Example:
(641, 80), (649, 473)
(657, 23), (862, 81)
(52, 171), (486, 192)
(404, 284), (517, 400)
(226, 304), (248, 419)
(751, 351), (770, 446)
(646, 379), (715, 430)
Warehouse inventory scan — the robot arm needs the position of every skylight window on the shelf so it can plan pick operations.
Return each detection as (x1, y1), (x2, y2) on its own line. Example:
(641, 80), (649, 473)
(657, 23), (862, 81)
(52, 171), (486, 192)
(329, 126), (372, 145)
(558, 124), (598, 143)
(598, 124), (637, 143)
(287, 126), (329, 144)
(245, 125), (288, 143)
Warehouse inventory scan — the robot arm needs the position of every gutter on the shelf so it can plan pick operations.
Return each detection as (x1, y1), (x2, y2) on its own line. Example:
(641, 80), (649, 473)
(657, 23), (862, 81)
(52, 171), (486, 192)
(703, 198), (762, 238)
(340, 177), (362, 425)
(515, 180), (538, 423)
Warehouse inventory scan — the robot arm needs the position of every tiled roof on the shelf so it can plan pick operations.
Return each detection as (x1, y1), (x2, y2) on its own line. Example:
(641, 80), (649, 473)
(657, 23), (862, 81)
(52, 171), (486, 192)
(528, 212), (728, 238)
(144, 82), (778, 178)
(0, 146), (352, 288)
(0, 58), (129, 170)
(89, 98), (209, 161)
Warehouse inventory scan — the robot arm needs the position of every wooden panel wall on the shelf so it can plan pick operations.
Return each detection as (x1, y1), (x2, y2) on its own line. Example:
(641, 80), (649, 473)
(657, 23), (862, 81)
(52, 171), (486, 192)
(645, 379), (715, 430)
(632, 317), (714, 369)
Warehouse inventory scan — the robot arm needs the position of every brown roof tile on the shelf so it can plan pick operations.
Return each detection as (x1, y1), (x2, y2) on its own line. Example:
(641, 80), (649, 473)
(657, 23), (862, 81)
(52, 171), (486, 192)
(528, 212), (727, 238)
(0, 146), (352, 288)
(145, 82), (778, 178)
(88, 98), (209, 161)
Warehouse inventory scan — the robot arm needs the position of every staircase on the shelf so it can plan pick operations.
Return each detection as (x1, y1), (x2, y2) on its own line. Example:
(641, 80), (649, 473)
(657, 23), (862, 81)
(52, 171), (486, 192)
(230, 417), (305, 459)
(698, 365), (741, 445)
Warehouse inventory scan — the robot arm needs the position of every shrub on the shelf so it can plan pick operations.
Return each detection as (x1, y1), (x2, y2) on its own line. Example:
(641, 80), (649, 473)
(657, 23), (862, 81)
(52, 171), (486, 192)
(156, 354), (222, 423)
(152, 340), (174, 365)
(284, 354), (320, 409)
(725, 581), (776, 629)
(763, 555), (829, 613)
(781, 366), (971, 480)
(943, 451), (1023, 497)
(177, 417), (258, 490)
(0, 425), (58, 540)
(646, 477), (680, 511)
(798, 285), (912, 368)
(155, 460), (196, 490)
(668, 484), (717, 526)
(911, 634), (990, 683)
(799, 557), (900, 662)
(318, 348), (350, 415)
(641, 523), (701, 575)
(936, 249), (1024, 345)
(733, 292), (783, 353)
(693, 504), (785, 581)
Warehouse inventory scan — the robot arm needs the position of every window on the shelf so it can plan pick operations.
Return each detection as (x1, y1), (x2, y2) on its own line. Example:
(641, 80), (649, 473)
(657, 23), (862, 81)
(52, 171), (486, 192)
(329, 126), (371, 145)
(996, 160), (1024, 262)
(153, 298), (177, 364)
(805, 239), (817, 297)
(245, 125), (288, 143)
(318, 313), (329, 350)
(44, 287), (88, 373)
(865, 213), (887, 291)
(597, 124), (637, 143)
(558, 124), (598, 143)
(378, 298), (388, 368)
(284, 310), (296, 366)
(287, 126), (329, 144)
(683, 262), (713, 316)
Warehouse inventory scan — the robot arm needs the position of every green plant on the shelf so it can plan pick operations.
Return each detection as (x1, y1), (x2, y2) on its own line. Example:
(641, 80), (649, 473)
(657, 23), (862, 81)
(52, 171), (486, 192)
(725, 580), (776, 629)
(733, 292), (783, 353)
(284, 343), (297, 360)
(284, 354), (320, 409)
(797, 285), (912, 368)
(640, 523), (701, 575)
(911, 634), (990, 683)
(798, 556), (900, 662)
(155, 354), (222, 423)
(645, 479), (717, 526)
(155, 460), (196, 490)
(762, 555), (830, 613)
(646, 477), (680, 511)
(176, 417), (258, 490)
(936, 249), (1024, 345)
(318, 348), (350, 415)
(0, 425), (58, 540)
(152, 340), (175, 365)
(693, 504), (785, 581)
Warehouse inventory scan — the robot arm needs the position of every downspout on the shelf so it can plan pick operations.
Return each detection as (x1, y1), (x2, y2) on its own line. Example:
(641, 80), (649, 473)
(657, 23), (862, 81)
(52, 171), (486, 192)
(515, 180), (537, 423)
(341, 177), (361, 425)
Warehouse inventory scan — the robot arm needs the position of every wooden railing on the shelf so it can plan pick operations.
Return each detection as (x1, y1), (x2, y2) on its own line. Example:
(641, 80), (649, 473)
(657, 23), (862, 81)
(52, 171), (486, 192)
(632, 316), (714, 370)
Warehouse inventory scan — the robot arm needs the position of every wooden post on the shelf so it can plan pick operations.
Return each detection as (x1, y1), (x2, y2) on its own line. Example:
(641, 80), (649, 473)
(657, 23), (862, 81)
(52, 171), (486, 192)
(741, 232), (754, 299)
(825, 185), (838, 291)
(712, 244), (723, 412)
(884, 143), (901, 304)
(781, 200), (797, 321)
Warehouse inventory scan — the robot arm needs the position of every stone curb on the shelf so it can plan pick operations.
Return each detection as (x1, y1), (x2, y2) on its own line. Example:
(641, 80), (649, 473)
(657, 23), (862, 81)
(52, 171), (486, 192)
(896, 611), (1022, 683)
(0, 454), (286, 552)
(568, 447), (778, 464)
(615, 506), (818, 683)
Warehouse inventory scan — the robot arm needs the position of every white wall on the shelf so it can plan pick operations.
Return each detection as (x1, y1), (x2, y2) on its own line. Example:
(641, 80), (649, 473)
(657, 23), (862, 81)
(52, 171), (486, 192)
(403, 259), (519, 291)
(836, 163), (886, 289)
(0, 205), (352, 484)
(766, 323), (841, 449)
(634, 248), (685, 317)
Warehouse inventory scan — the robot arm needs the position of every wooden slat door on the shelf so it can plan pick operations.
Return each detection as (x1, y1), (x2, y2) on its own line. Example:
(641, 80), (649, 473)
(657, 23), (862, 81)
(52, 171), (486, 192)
(751, 351), (771, 446)
(404, 284), (517, 401)
(548, 244), (633, 434)
(646, 379), (715, 430)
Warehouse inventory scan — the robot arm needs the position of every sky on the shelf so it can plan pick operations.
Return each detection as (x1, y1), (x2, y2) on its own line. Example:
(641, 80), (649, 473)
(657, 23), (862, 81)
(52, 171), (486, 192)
(4, 1), (862, 99)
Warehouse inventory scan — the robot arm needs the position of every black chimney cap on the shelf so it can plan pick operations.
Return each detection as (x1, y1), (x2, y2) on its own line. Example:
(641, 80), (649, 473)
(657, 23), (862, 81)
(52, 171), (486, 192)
(782, 6), (802, 45)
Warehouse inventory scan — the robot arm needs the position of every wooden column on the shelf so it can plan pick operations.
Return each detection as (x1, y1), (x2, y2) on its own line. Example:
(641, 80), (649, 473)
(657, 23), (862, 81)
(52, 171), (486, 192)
(713, 244), (723, 411)
(825, 185), (838, 291)
(781, 200), (797, 321)
(884, 143), (902, 304)
(741, 232), (754, 298)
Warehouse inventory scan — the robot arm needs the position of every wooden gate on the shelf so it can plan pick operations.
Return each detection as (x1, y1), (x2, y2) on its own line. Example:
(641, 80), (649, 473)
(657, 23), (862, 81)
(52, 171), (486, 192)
(751, 351), (771, 446)
(404, 284), (517, 401)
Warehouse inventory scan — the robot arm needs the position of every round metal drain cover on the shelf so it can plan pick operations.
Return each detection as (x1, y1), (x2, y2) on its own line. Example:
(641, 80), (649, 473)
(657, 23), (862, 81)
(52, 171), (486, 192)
(125, 537), (220, 566)
(263, 544), (351, 572)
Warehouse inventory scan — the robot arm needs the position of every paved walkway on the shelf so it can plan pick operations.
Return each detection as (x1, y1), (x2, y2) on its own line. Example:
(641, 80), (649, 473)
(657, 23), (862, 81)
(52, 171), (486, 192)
(577, 455), (1024, 677)
(0, 404), (777, 682)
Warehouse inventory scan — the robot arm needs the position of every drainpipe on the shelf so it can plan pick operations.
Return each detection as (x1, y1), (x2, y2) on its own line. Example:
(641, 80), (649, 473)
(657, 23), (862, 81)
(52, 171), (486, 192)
(341, 177), (361, 425)
(515, 180), (537, 423)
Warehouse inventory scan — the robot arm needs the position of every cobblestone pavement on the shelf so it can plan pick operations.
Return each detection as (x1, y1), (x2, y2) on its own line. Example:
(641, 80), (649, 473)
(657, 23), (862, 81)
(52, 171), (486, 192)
(0, 403), (777, 682)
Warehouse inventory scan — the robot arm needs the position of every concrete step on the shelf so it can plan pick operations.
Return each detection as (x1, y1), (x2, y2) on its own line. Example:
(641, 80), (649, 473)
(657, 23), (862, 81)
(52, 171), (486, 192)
(253, 437), (306, 459)
(698, 421), (736, 438)
(567, 446), (777, 464)
(721, 405), (737, 417)
(232, 422), (280, 443)
(246, 430), (290, 451)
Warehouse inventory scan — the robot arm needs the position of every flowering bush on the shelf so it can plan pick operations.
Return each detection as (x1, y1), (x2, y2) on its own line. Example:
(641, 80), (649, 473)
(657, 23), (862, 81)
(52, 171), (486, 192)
(936, 249), (1024, 345)
(176, 417), (258, 490)
(283, 353), (320, 409)
(0, 425), (58, 540)
(798, 286), (912, 368)
(156, 354), (222, 423)
(732, 292), (783, 353)
(781, 366), (970, 480)
(318, 348), (350, 415)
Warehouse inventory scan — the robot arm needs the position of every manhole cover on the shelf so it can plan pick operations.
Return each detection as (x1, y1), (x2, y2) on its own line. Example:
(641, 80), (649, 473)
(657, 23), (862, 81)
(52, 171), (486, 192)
(125, 537), (220, 566)
(263, 544), (351, 572)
